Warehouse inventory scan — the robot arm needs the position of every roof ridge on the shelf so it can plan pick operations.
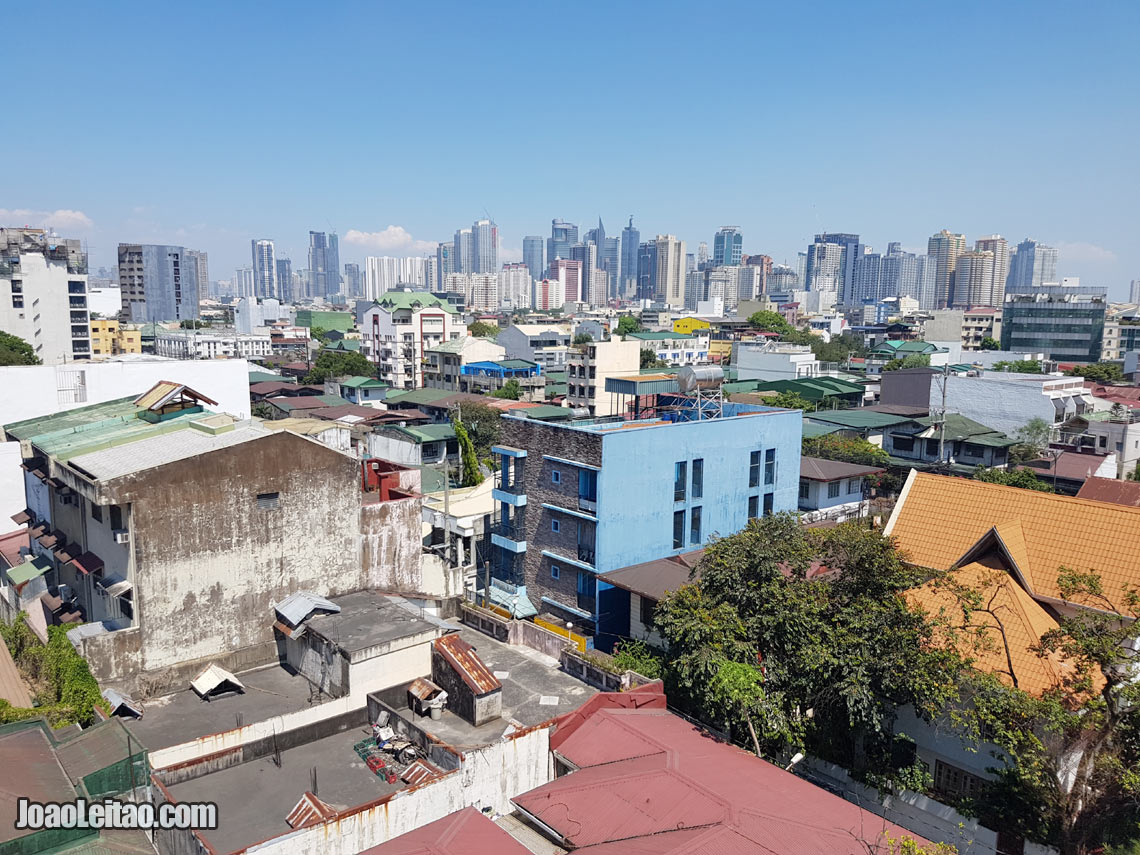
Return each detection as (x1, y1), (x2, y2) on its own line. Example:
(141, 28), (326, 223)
(914, 471), (1140, 517)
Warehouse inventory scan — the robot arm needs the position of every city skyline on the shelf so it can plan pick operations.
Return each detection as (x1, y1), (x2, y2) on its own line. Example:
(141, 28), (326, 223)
(2, 0), (1137, 297)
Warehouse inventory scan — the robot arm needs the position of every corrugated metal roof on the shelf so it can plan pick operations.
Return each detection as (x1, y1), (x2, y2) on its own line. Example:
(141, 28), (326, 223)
(1076, 476), (1140, 507)
(56, 718), (140, 780)
(133, 380), (218, 411)
(0, 727), (76, 837)
(359, 807), (531, 854)
(400, 758), (440, 786)
(273, 591), (341, 627)
(285, 792), (337, 829)
(190, 664), (244, 698)
(799, 457), (884, 481)
(67, 422), (268, 481)
(433, 635), (501, 695)
(6, 555), (51, 585)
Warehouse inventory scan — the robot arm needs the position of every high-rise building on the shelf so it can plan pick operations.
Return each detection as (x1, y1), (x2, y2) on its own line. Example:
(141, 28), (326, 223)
(713, 227), (743, 267)
(1001, 283), (1106, 361)
(308, 231), (337, 297)
(251, 239), (277, 299)
(522, 236), (544, 284)
(803, 238), (845, 297)
(232, 266), (255, 299)
(435, 242), (453, 290)
(1131, 280), (1140, 304)
(973, 236), (1010, 307)
(852, 246), (929, 307)
(533, 278), (564, 311)
(472, 218), (498, 273)
(697, 242), (709, 268)
(927, 230), (967, 309)
(742, 254), (772, 296)
(453, 227), (473, 274)
(768, 265), (798, 293)
(689, 266), (761, 311)
(499, 262), (533, 310)
(1008, 238), (1058, 290)
(342, 262), (361, 296)
(653, 235), (687, 308)
(795, 251), (807, 284)
(570, 242), (598, 306)
(621, 217), (640, 297)
(186, 249), (209, 306)
(951, 251), (997, 308)
(582, 220), (619, 301)
(276, 258), (293, 302)
(326, 233), (340, 295)
(0, 228), (90, 363)
(465, 273), (498, 312)
(551, 258), (582, 305)
(915, 255), (938, 310)
(547, 219), (578, 272)
(119, 243), (201, 323)
(364, 256), (426, 297)
(637, 241), (657, 301)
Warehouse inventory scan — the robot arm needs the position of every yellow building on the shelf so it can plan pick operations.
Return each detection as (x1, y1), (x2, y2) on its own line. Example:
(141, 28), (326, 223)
(90, 320), (142, 358)
(672, 316), (711, 336)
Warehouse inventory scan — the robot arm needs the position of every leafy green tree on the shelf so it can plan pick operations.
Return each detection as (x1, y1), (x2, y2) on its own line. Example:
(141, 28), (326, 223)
(991, 359), (1043, 374)
(747, 310), (792, 335)
(0, 330), (40, 365)
(883, 354), (931, 371)
(1125, 460), (1140, 482)
(1065, 362), (1124, 383)
(611, 639), (664, 680)
(452, 401), (502, 457)
(303, 350), (374, 384)
(179, 319), (210, 329)
(802, 435), (890, 468)
(1009, 416), (1052, 465)
(572, 332), (594, 345)
(309, 324), (329, 344)
(252, 401), (275, 419)
(972, 465), (1053, 492)
(616, 315), (641, 337)
(452, 419), (483, 487)
(811, 333), (867, 363)
(489, 378), (521, 400)
(767, 390), (814, 411)
(979, 337), (1001, 351)
(640, 349), (669, 369)
(467, 320), (499, 338)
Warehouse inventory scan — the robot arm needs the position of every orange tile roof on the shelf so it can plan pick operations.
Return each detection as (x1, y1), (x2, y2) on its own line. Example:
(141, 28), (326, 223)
(906, 560), (1074, 697)
(886, 472), (1140, 610)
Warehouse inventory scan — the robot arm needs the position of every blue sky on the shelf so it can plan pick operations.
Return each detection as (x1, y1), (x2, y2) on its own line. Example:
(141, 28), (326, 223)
(5, 0), (1138, 296)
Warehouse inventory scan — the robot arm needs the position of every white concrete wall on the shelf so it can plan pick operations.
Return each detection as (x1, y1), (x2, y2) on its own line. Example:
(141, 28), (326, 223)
(347, 641), (431, 702)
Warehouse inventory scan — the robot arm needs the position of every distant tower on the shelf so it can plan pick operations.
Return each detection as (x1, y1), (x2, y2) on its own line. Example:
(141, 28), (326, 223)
(523, 236), (544, 283)
(251, 239), (277, 299)
(621, 216), (640, 296)
(927, 229), (967, 309)
(712, 227), (742, 266)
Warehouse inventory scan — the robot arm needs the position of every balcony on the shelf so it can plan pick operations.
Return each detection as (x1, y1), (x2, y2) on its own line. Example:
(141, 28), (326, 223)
(69, 298), (87, 309)
(495, 521), (525, 541)
(577, 496), (597, 513)
(576, 591), (596, 615)
(576, 544), (596, 565)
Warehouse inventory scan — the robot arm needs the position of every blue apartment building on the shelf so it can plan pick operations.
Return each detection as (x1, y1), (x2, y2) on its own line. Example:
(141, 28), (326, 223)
(489, 394), (802, 644)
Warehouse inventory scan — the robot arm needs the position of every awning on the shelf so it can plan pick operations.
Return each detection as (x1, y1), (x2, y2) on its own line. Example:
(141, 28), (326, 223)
(28, 524), (47, 540)
(104, 580), (133, 598)
(10, 509), (32, 525)
(5, 556), (52, 586)
(273, 591), (340, 627)
(190, 664), (245, 700)
(68, 551), (104, 575)
(53, 542), (77, 563)
(488, 582), (539, 619)
(36, 531), (60, 548)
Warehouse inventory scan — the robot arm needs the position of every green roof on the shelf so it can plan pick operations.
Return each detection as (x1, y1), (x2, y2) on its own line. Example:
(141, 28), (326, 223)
(628, 331), (693, 341)
(271, 394), (345, 410)
(339, 376), (387, 389)
(383, 388), (457, 406)
(802, 420), (844, 437)
(323, 339), (361, 352)
(805, 409), (914, 430)
(497, 359), (540, 370)
(295, 309), (354, 331)
(517, 405), (573, 421)
(637, 366), (680, 375)
(545, 383), (568, 398)
(545, 370), (568, 382)
(372, 292), (455, 313)
(248, 371), (287, 384)
(906, 413), (1015, 445)
(391, 423), (456, 444)
(427, 337), (470, 353)
(753, 378), (864, 402)
(722, 380), (764, 395)
(6, 555), (52, 585)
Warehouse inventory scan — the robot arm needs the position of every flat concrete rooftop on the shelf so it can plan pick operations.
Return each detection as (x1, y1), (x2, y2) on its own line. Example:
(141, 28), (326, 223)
(125, 664), (324, 751)
(167, 725), (400, 854)
(305, 591), (440, 654)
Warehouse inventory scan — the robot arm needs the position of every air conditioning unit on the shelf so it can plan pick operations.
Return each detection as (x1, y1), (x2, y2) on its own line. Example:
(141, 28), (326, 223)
(113, 529), (130, 544)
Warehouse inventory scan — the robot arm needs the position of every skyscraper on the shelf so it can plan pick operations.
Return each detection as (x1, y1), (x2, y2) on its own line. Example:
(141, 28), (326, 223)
(768, 265), (798, 293)
(185, 249), (209, 306)
(713, 227), (743, 267)
(621, 217), (640, 296)
(343, 262), (361, 296)
(364, 257), (426, 297)
(453, 227), (473, 274)
(523, 236), (544, 284)
(653, 235), (687, 308)
(570, 241), (598, 307)
(276, 257), (293, 302)
(1008, 238), (1059, 290)
(852, 246), (928, 307)
(637, 241), (657, 301)
(327, 233), (340, 295)
(547, 219), (578, 271)
(927, 230), (967, 309)
(251, 239), (277, 298)
(232, 266), (255, 299)
(602, 237), (620, 299)
(1131, 280), (1140, 304)
(472, 218), (498, 273)
(972, 236), (1010, 307)
(803, 238), (845, 298)
(435, 242), (453, 290)
(550, 258), (582, 305)
(308, 231), (338, 297)
(697, 242), (709, 267)
(951, 251), (997, 308)
(499, 262), (533, 310)
(119, 243), (201, 323)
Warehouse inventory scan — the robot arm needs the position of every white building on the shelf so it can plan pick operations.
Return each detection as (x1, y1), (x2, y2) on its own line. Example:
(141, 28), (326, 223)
(234, 297), (292, 333)
(251, 239), (278, 298)
(0, 228), (90, 364)
(734, 341), (838, 381)
(533, 278), (565, 311)
(498, 263), (532, 310)
(466, 273), (499, 312)
(566, 338), (641, 416)
(653, 235), (687, 308)
(496, 323), (572, 370)
(364, 256), (426, 298)
(154, 328), (273, 360)
(627, 331), (710, 366)
(932, 372), (1094, 437)
(361, 292), (465, 390)
(973, 235), (1010, 307)
(232, 266), (255, 298)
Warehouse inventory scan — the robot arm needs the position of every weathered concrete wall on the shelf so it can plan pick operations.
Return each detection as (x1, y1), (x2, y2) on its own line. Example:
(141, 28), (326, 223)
(361, 495), (425, 593)
(75, 627), (142, 684)
(508, 619), (567, 660)
(347, 640), (432, 702)
(284, 629), (349, 698)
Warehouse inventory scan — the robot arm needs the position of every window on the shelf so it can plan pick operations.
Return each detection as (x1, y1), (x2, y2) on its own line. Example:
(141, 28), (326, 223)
(673, 510), (685, 549)
(674, 461), (687, 502)
(828, 481), (841, 499)
(690, 506), (702, 545)
(764, 448), (776, 485)
(763, 493), (774, 516)
(551, 469), (561, 484)
(892, 435), (914, 452)
(578, 469), (597, 503)
(550, 564), (560, 580)
(925, 438), (940, 458)
(749, 450), (761, 488)
(551, 518), (560, 533)
(692, 458), (703, 499)
(799, 480), (810, 500)
(964, 443), (984, 457)
(110, 506), (123, 529)
(748, 495), (759, 519)
(12, 295), (22, 308)
(846, 478), (861, 495)
(933, 760), (986, 799)
(257, 491), (280, 510)
(91, 503), (102, 523)
(640, 596), (657, 628)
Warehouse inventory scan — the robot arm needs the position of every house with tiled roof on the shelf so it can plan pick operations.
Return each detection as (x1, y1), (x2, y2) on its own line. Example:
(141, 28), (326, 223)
(798, 456), (885, 523)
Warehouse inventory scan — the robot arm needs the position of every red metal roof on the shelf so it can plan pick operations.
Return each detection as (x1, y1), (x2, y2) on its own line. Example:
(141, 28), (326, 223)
(433, 635), (501, 696)
(68, 551), (104, 575)
(0, 529), (29, 571)
(1077, 476), (1140, 507)
(358, 806), (529, 855)
(519, 697), (928, 855)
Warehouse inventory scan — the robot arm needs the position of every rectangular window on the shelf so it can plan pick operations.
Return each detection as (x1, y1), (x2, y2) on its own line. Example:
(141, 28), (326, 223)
(748, 495), (759, 519)
(892, 435), (914, 452)
(577, 570), (592, 595)
(673, 510), (685, 548)
(640, 596), (657, 628)
(690, 506), (702, 545)
(257, 491), (280, 510)
(828, 481), (841, 499)
(763, 493), (774, 516)
(692, 458), (703, 499)
(110, 505), (123, 529)
(926, 438), (940, 457)
(964, 443), (984, 457)
(551, 469), (561, 484)
(578, 468), (597, 502)
(674, 461), (687, 502)
(551, 518), (560, 533)
(764, 448), (776, 485)
(749, 451), (761, 488)
(799, 480), (810, 500)
(91, 503), (102, 523)
(551, 564), (560, 580)
(847, 478), (861, 495)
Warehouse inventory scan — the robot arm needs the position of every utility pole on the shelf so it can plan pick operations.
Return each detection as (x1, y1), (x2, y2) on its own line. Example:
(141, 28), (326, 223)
(936, 363), (949, 467)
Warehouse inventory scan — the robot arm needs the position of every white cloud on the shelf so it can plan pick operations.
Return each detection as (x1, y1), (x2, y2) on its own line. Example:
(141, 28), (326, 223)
(1054, 241), (1117, 264)
(344, 225), (437, 255)
(0, 208), (93, 231)
(500, 245), (523, 263)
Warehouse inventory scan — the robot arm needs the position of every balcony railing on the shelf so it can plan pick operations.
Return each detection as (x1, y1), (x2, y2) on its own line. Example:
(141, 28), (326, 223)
(495, 476), (525, 495)
(495, 521), (525, 541)
(577, 496), (597, 513)
(576, 592), (596, 614)
(576, 544), (596, 565)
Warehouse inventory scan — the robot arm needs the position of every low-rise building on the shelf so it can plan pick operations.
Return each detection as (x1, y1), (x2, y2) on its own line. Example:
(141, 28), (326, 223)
(154, 327), (273, 360)
(331, 375), (390, 405)
(361, 292), (465, 390)
(370, 424), (458, 467)
(797, 457), (884, 523)
(1058, 407), (1140, 479)
(881, 413), (1015, 471)
(565, 338), (641, 416)
(422, 336), (506, 391)
(923, 307), (1001, 351)
(495, 323), (571, 370)
(734, 341), (839, 381)
(456, 360), (545, 401)
(627, 330), (710, 366)
(90, 320), (142, 357)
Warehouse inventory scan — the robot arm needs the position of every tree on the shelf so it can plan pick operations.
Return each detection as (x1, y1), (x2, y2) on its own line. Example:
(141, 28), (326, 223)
(812, 333), (867, 363)
(768, 390), (814, 411)
(883, 354), (931, 371)
(1065, 362), (1124, 383)
(0, 331), (39, 365)
(179, 319), (210, 329)
(1126, 460), (1140, 482)
(979, 337), (1001, 351)
(747, 310), (792, 335)
(972, 465), (1053, 492)
(611, 639), (664, 680)
(1009, 416), (1052, 465)
(640, 349), (669, 369)
(572, 332), (594, 346)
(616, 315), (641, 337)
(467, 321), (499, 338)
(453, 401), (501, 457)
(309, 324), (329, 344)
(452, 419), (483, 487)
(991, 360), (1043, 374)
(303, 350), (374, 384)
(252, 402), (275, 420)
(802, 435), (890, 468)
(490, 379), (521, 400)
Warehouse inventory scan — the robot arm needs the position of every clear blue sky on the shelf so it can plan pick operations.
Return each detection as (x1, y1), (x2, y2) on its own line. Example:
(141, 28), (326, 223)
(6, 0), (1138, 296)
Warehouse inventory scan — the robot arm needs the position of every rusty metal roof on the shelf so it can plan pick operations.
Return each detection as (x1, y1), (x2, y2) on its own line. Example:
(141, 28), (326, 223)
(433, 635), (501, 696)
(407, 677), (444, 702)
(133, 380), (218, 411)
(0, 727), (76, 843)
(400, 758), (440, 787)
(358, 806), (529, 855)
(285, 792), (337, 829)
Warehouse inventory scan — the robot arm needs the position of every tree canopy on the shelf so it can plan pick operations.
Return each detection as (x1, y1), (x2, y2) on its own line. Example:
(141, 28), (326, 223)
(303, 350), (373, 384)
(452, 418), (483, 487)
(979, 337), (1001, 351)
(883, 354), (931, 371)
(1064, 362), (1124, 383)
(1009, 416), (1052, 465)
(767, 390), (814, 411)
(991, 359), (1043, 374)
(467, 320), (499, 338)
(616, 315), (641, 336)
(572, 331), (594, 345)
(802, 434), (890, 468)
(972, 465), (1053, 492)
(489, 378), (521, 400)
(747, 310), (793, 335)
(640, 349), (669, 369)
(452, 401), (501, 457)
(0, 331), (39, 365)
